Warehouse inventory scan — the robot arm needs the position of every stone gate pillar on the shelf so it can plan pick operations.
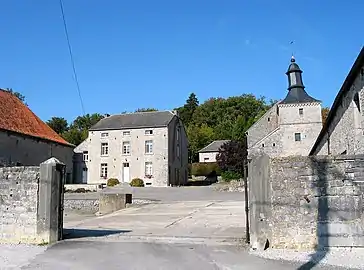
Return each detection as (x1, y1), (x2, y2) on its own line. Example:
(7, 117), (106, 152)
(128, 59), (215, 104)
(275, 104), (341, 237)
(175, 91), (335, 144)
(37, 157), (65, 244)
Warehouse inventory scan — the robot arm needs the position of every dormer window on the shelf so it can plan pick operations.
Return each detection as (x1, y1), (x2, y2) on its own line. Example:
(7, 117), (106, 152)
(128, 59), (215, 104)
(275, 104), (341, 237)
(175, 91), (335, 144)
(299, 108), (303, 115)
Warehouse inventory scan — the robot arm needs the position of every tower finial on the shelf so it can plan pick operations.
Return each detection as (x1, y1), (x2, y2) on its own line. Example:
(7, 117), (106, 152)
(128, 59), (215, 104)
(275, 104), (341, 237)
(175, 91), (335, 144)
(291, 55), (295, 62)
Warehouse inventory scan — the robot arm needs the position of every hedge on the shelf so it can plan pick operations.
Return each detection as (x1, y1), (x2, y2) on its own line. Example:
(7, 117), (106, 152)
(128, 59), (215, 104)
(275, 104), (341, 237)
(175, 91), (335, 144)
(191, 162), (221, 177)
(221, 171), (241, 182)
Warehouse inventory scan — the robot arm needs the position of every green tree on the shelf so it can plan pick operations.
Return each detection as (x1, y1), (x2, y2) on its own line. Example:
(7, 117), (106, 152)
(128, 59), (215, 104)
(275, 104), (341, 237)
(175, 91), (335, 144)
(62, 128), (88, 146)
(47, 117), (69, 134)
(321, 107), (330, 124)
(4, 88), (27, 106)
(71, 113), (105, 130)
(187, 124), (214, 162)
(216, 139), (248, 177)
(177, 93), (199, 126)
(60, 113), (105, 145)
(135, 108), (158, 112)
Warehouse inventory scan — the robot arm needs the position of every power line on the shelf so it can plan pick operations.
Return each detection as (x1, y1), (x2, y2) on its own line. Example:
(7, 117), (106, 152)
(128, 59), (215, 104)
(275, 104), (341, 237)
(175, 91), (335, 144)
(59, 0), (85, 115)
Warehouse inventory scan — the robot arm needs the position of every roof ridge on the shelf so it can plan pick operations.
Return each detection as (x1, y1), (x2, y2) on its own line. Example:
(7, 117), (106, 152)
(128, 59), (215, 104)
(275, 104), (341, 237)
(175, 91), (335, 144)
(110, 110), (171, 116)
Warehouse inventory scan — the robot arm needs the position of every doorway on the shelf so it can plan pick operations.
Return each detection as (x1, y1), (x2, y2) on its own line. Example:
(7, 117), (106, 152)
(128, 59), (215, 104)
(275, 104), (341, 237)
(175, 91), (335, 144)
(82, 168), (88, 184)
(123, 163), (130, 183)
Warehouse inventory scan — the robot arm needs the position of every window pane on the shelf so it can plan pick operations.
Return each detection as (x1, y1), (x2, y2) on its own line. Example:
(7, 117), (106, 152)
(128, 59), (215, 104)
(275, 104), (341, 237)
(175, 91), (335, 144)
(145, 162), (152, 175)
(145, 140), (153, 153)
(123, 141), (130, 154)
(101, 143), (108, 155)
(295, 133), (301, 141)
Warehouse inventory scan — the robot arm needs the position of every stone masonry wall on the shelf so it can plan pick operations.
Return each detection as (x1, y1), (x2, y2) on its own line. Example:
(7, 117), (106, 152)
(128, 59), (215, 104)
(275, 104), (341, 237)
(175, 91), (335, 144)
(0, 166), (40, 243)
(249, 154), (364, 250)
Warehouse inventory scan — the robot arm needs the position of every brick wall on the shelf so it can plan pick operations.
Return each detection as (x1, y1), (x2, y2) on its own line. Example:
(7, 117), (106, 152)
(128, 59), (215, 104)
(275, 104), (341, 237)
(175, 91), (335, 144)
(0, 167), (40, 243)
(248, 154), (364, 250)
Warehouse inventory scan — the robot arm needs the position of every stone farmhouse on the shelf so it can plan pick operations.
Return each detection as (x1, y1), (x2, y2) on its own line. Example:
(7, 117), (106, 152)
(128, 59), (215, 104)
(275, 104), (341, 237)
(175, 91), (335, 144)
(0, 89), (74, 182)
(74, 110), (188, 187)
(198, 140), (230, 163)
(247, 56), (323, 157)
(310, 46), (364, 155)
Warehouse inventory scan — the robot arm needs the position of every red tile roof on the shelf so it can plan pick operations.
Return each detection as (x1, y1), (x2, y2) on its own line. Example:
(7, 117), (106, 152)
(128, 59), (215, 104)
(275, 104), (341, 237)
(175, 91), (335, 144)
(0, 89), (73, 146)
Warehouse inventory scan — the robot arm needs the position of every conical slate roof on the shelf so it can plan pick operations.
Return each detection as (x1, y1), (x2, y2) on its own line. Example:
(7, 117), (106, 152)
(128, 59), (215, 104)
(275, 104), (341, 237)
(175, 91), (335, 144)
(280, 88), (320, 104)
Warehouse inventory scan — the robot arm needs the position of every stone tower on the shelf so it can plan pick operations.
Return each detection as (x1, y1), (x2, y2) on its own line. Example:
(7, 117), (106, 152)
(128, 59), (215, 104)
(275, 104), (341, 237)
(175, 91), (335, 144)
(247, 56), (323, 157)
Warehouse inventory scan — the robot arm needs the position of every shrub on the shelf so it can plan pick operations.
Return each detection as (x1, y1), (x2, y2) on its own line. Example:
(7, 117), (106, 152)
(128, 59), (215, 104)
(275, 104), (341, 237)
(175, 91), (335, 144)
(107, 178), (120, 187)
(221, 171), (241, 182)
(187, 164), (192, 178)
(191, 162), (221, 177)
(130, 178), (144, 187)
(74, 188), (87, 193)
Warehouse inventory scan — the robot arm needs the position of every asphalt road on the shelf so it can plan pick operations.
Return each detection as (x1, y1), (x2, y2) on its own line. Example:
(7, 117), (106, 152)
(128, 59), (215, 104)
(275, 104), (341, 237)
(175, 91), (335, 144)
(22, 241), (340, 270)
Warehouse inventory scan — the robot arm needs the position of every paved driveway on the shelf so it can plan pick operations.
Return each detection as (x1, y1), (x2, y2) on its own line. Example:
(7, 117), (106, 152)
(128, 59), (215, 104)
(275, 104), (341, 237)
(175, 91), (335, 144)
(15, 187), (353, 269)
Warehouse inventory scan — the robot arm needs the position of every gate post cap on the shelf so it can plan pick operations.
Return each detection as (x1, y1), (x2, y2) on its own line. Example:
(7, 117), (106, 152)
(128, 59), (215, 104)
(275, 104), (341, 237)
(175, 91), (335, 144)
(41, 157), (65, 165)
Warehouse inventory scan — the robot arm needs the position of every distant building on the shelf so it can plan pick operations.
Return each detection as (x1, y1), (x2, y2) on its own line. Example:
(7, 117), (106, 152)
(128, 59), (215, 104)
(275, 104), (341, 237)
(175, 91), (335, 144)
(198, 140), (230, 163)
(74, 111), (188, 187)
(247, 56), (322, 157)
(310, 47), (364, 155)
(0, 89), (74, 182)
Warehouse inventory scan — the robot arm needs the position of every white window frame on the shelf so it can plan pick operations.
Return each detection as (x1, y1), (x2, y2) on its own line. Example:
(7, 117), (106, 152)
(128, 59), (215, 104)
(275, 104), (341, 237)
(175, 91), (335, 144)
(100, 163), (108, 178)
(145, 129), (153, 135)
(101, 132), (109, 138)
(123, 130), (131, 136)
(101, 142), (109, 156)
(145, 162), (153, 176)
(145, 140), (153, 154)
(83, 151), (88, 161)
(122, 141), (131, 155)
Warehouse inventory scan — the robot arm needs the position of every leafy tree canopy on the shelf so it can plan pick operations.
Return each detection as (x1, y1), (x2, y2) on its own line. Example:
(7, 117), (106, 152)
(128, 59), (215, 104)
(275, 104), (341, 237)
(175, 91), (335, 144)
(47, 117), (68, 134)
(4, 88), (27, 106)
(135, 108), (158, 112)
(216, 140), (248, 176)
(321, 107), (330, 124)
(176, 93), (270, 162)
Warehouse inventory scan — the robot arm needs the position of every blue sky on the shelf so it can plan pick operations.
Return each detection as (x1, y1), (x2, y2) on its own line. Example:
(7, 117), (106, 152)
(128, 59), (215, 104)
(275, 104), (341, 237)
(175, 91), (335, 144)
(0, 1), (363, 123)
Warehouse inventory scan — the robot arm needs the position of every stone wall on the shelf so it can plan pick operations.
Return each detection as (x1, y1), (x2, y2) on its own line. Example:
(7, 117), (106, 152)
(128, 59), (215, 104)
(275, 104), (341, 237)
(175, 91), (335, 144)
(247, 105), (279, 148)
(249, 154), (364, 250)
(0, 167), (39, 243)
(312, 61), (364, 156)
(0, 158), (64, 244)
